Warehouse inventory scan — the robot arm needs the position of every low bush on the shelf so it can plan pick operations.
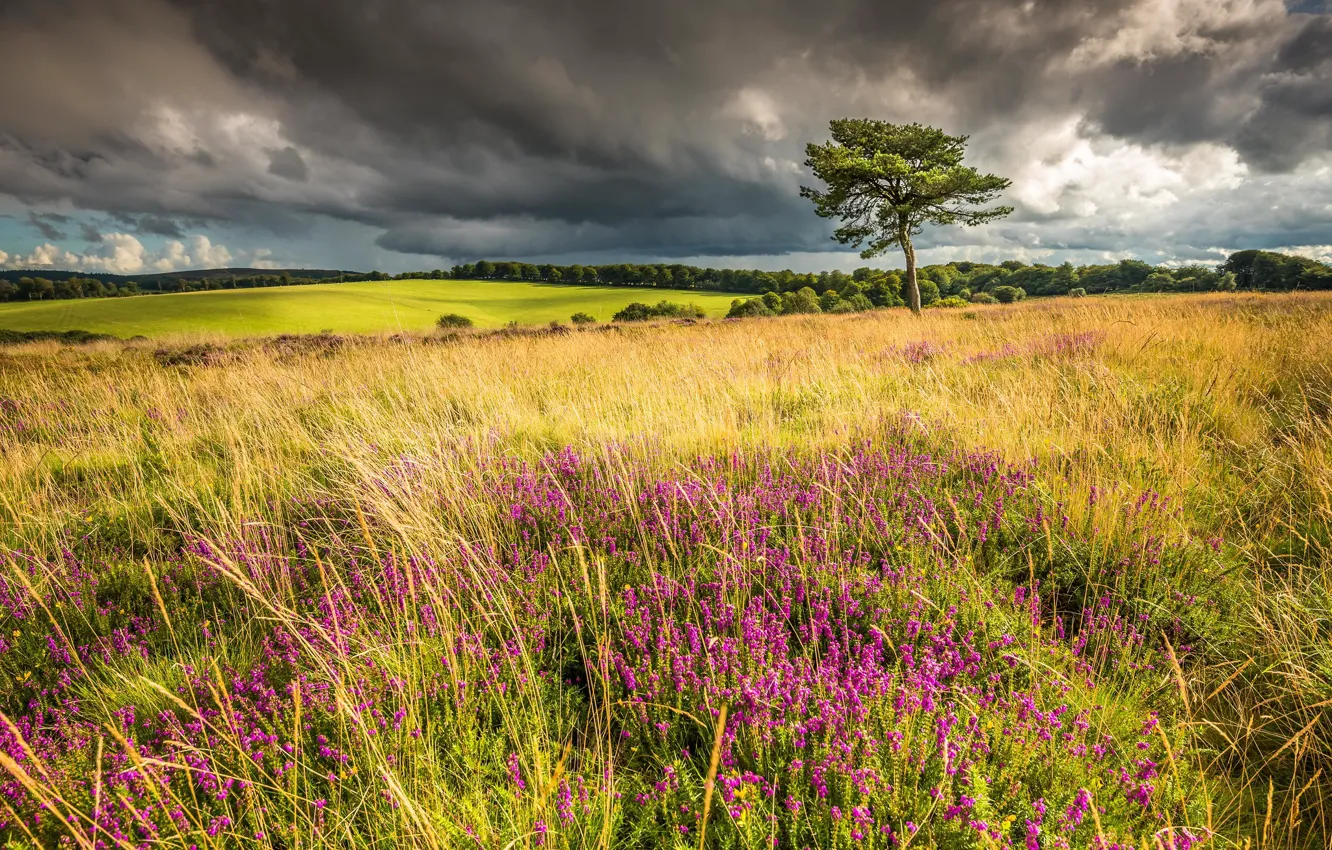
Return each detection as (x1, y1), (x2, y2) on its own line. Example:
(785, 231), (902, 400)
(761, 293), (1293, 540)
(726, 297), (776, 318)
(828, 293), (876, 314)
(611, 300), (706, 322)
(993, 285), (1027, 303)
(1069, 287), (1087, 298)
(931, 295), (970, 308)
(968, 291), (999, 304)
(437, 313), (474, 329)
(570, 312), (597, 325)
(780, 287), (823, 315)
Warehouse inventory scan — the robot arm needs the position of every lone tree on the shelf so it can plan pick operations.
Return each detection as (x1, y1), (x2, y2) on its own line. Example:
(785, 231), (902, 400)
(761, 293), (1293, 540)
(801, 120), (1012, 314)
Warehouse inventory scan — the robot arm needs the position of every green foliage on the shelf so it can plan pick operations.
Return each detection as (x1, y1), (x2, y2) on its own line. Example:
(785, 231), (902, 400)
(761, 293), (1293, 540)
(845, 293), (874, 311)
(992, 285), (1026, 303)
(1141, 272), (1176, 292)
(570, 312), (597, 325)
(611, 300), (706, 322)
(826, 294), (875, 314)
(930, 295), (970, 308)
(800, 121), (1014, 257)
(726, 298), (775, 319)
(918, 279), (940, 306)
(801, 119), (1012, 313)
(1069, 287), (1087, 298)
(1222, 249), (1332, 290)
(969, 291), (999, 304)
(780, 286), (822, 315)
(436, 313), (474, 329)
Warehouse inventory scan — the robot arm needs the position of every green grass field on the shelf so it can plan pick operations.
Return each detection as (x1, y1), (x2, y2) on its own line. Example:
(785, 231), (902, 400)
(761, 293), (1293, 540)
(0, 279), (742, 337)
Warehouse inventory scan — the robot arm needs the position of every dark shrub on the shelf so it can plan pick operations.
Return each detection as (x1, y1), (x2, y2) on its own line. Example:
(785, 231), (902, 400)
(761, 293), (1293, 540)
(992, 285), (1026, 303)
(828, 293), (875, 314)
(437, 313), (474, 329)
(726, 298), (775, 319)
(780, 287), (822, 315)
(612, 302), (655, 322)
(969, 291), (998, 304)
(845, 293), (874, 312)
(1069, 287), (1087, 298)
(612, 301), (706, 322)
(918, 279), (941, 306)
(570, 312), (597, 325)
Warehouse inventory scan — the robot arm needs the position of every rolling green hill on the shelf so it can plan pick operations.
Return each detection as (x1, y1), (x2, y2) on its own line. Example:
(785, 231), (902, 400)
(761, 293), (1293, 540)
(0, 279), (742, 338)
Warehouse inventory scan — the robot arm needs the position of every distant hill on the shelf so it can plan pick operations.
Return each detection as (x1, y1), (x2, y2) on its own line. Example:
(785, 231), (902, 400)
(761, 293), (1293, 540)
(0, 267), (355, 284)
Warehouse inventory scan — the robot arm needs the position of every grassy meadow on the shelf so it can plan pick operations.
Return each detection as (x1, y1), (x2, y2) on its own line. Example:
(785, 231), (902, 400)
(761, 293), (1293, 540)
(0, 279), (741, 338)
(1, 293), (1331, 848)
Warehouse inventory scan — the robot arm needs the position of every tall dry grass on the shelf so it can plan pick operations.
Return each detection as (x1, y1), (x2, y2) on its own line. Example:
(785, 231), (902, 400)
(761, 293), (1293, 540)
(1, 291), (1331, 846)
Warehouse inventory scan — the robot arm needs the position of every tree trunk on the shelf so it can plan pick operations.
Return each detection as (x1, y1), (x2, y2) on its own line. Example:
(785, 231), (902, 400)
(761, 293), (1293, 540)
(902, 232), (921, 315)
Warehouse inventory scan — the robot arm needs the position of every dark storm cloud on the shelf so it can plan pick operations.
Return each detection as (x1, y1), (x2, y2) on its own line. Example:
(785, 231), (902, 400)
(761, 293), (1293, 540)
(109, 212), (187, 238)
(27, 211), (69, 241)
(0, 0), (1329, 264)
(267, 146), (309, 182)
(1233, 14), (1332, 170)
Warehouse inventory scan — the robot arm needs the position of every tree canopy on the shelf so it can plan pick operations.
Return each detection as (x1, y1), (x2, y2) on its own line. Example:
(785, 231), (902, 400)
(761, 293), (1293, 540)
(801, 120), (1012, 313)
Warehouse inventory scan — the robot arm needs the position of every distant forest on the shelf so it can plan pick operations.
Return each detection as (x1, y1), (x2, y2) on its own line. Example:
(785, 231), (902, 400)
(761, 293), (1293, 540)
(0, 249), (1328, 304)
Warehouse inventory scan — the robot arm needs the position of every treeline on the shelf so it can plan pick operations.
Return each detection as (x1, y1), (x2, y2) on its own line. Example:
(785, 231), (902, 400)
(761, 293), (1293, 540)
(427, 251), (1332, 298)
(2, 250), (1329, 304)
(0, 270), (393, 303)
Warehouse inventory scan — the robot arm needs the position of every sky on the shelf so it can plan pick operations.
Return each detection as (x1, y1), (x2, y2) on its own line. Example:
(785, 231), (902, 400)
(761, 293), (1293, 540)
(0, 0), (1330, 276)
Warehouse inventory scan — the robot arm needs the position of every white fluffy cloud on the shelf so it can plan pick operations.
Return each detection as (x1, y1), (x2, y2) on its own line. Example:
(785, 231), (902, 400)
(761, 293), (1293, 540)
(1, 233), (243, 274)
(1278, 245), (1332, 263)
(1066, 0), (1286, 68)
(6, 243), (83, 269)
(996, 118), (1248, 219)
(145, 235), (233, 272)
